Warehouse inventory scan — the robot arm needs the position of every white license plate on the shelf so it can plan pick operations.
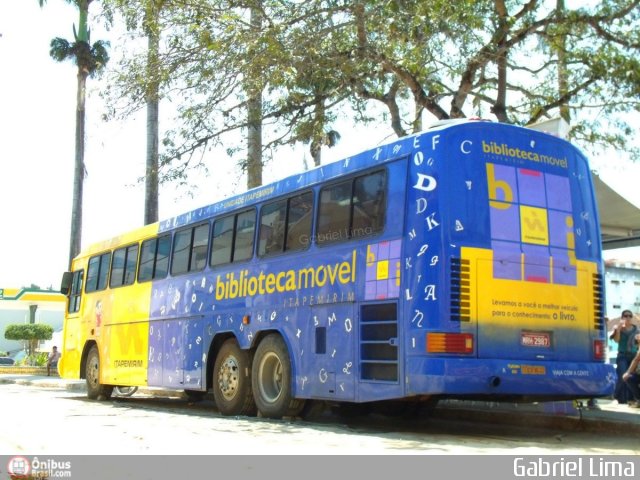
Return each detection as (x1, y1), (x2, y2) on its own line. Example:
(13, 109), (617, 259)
(521, 331), (551, 348)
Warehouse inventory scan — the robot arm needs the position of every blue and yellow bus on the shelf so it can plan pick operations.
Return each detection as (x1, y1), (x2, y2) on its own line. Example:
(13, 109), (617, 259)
(60, 120), (615, 418)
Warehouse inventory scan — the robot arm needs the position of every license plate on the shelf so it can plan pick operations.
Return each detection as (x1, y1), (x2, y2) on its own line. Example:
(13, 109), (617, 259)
(521, 331), (551, 348)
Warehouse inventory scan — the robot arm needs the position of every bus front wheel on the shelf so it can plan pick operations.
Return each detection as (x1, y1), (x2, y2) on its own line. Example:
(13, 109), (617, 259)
(85, 345), (113, 400)
(212, 339), (256, 416)
(252, 334), (304, 419)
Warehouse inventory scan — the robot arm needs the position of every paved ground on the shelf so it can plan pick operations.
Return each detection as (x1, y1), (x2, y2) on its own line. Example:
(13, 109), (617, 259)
(1, 373), (639, 436)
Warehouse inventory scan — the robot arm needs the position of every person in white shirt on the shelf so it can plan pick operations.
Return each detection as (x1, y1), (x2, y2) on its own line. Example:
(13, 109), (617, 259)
(47, 346), (61, 376)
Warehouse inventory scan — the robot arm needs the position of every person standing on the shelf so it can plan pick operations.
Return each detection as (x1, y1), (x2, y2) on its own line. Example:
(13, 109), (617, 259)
(623, 341), (640, 408)
(610, 310), (639, 404)
(47, 346), (61, 377)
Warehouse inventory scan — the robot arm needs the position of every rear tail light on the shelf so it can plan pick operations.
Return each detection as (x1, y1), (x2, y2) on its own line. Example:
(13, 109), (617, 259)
(427, 332), (474, 354)
(593, 339), (606, 361)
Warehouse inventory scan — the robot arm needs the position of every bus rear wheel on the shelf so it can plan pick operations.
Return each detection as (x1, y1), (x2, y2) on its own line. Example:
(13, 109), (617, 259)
(85, 345), (113, 400)
(252, 334), (304, 419)
(212, 339), (256, 416)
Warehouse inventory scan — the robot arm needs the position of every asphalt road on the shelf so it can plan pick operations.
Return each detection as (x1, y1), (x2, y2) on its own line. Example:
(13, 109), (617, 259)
(1, 383), (637, 455)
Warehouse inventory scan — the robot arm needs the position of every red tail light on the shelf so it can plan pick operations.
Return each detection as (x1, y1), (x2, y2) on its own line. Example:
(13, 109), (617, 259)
(427, 333), (474, 354)
(593, 339), (605, 361)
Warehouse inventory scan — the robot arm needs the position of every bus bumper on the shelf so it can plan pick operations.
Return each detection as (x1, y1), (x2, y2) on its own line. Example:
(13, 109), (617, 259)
(405, 357), (616, 398)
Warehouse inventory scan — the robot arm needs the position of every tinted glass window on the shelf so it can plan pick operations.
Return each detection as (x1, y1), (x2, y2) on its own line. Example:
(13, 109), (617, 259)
(85, 256), (100, 292)
(191, 224), (210, 271)
(234, 210), (255, 262)
(211, 215), (234, 266)
(138, 235), (171, 283)
(352, 171), (386, 238)
(138, 239), (156, 282)
(123, 245), (139, 285)
(110, 248), (127, 288)
(316, 171), (386, 246)
(317, 181), (351, 245)
(97, 253), (111, 291)
(171, 224), (209, 276)
(155, 235), (171, 279)
(259, 192), (313, 256)
(259, 200), (287, 256)
(111, 244), (139, 288)
(286, 192), (312, 252)
(68, 270), (83, 313)
(86, 253), (111, 293)
(171, 229), (192, 276)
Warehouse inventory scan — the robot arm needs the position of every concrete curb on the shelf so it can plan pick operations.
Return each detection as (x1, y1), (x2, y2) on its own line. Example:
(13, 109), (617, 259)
(0, 375), (178, 397)
(435, 404), (640, 436)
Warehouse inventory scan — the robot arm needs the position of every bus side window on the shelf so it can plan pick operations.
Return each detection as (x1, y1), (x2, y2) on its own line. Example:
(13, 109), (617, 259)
(211, 209), (255, 266)
(352, 170), (386, 238)
(317, 180), (351, 245)
(68, 270), (84, 313)
(234, 210), (256, 262)
(259, 192), (312, 257)
(211, 215), (235, 266)
(110, 244), (139, 288)
(138, 235), (171, 283)
(86, 252), (112, 293)
(285, 192), (312, 252)
(259, 200), (287, 256)
(317, 171), (386, 246)
(171, 223), (210, 276)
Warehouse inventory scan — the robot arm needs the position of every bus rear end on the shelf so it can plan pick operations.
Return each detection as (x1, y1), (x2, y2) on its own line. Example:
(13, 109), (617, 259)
(404, 121), (614, 400)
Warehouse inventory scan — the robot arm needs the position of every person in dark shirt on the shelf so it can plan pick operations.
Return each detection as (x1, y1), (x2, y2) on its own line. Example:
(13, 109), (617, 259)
(611, 310), (639, 404)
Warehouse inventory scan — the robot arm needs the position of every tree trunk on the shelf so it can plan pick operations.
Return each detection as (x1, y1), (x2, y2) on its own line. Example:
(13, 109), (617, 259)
(556, 0), (570, 123)
(246, 4), (263, 189)
(145, 3), (160, 225)
(310, 98), (325, 167)
(69, 67), (87, 267)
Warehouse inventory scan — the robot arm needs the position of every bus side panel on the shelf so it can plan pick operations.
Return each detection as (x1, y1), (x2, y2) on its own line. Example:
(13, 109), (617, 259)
(101, 282), (152, 386)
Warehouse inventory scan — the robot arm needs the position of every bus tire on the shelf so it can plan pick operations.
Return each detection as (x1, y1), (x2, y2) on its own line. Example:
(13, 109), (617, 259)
(85, 345), (113, 400)
(252, 334), (304, 419)
(213, 339), (256, 416)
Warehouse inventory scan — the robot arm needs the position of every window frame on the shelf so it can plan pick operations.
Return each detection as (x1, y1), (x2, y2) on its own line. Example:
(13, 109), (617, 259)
(170, 222), (211, 277)
(85, 252), (112, 293)
(210, 208), (256, 267)
(109, 243), (140, 289)
(138, 234), (172, 283)
(315, 169), (387, 247)
(68, 270), (84, 313)
(258, 190), (313, 258)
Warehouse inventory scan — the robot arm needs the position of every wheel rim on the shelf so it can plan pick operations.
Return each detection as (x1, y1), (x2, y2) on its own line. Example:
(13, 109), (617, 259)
(217, 355), (240, 401)
(87, 353), (99, 388)
(258, 351), (283, 403)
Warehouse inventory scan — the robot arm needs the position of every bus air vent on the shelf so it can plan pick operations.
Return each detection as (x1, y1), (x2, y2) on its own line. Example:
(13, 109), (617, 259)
(592, 273), (604, 330)
(450, 258), (471, 322)
(360, 303), (398, 382)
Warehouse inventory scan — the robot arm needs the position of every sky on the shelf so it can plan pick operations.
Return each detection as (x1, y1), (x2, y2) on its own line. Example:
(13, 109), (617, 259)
(0, 1), (639, 290)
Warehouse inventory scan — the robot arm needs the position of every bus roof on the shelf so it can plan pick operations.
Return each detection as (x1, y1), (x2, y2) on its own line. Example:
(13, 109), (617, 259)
(77, 119), (573, 259)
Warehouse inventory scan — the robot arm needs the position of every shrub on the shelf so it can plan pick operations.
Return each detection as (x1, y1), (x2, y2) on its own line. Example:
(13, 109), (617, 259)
(4, 324), (54, 356)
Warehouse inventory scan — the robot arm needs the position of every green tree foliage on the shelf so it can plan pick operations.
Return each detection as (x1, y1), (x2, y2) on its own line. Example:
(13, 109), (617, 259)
(101, 0), (640, 190)
(4, 324), (54, 357)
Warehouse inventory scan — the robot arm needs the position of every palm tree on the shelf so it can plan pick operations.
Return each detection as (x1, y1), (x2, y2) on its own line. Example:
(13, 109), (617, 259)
(38, 0), (109, 267)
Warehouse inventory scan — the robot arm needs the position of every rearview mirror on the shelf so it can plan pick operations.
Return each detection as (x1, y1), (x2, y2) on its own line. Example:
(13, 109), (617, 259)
(60, 272), (73, 295)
